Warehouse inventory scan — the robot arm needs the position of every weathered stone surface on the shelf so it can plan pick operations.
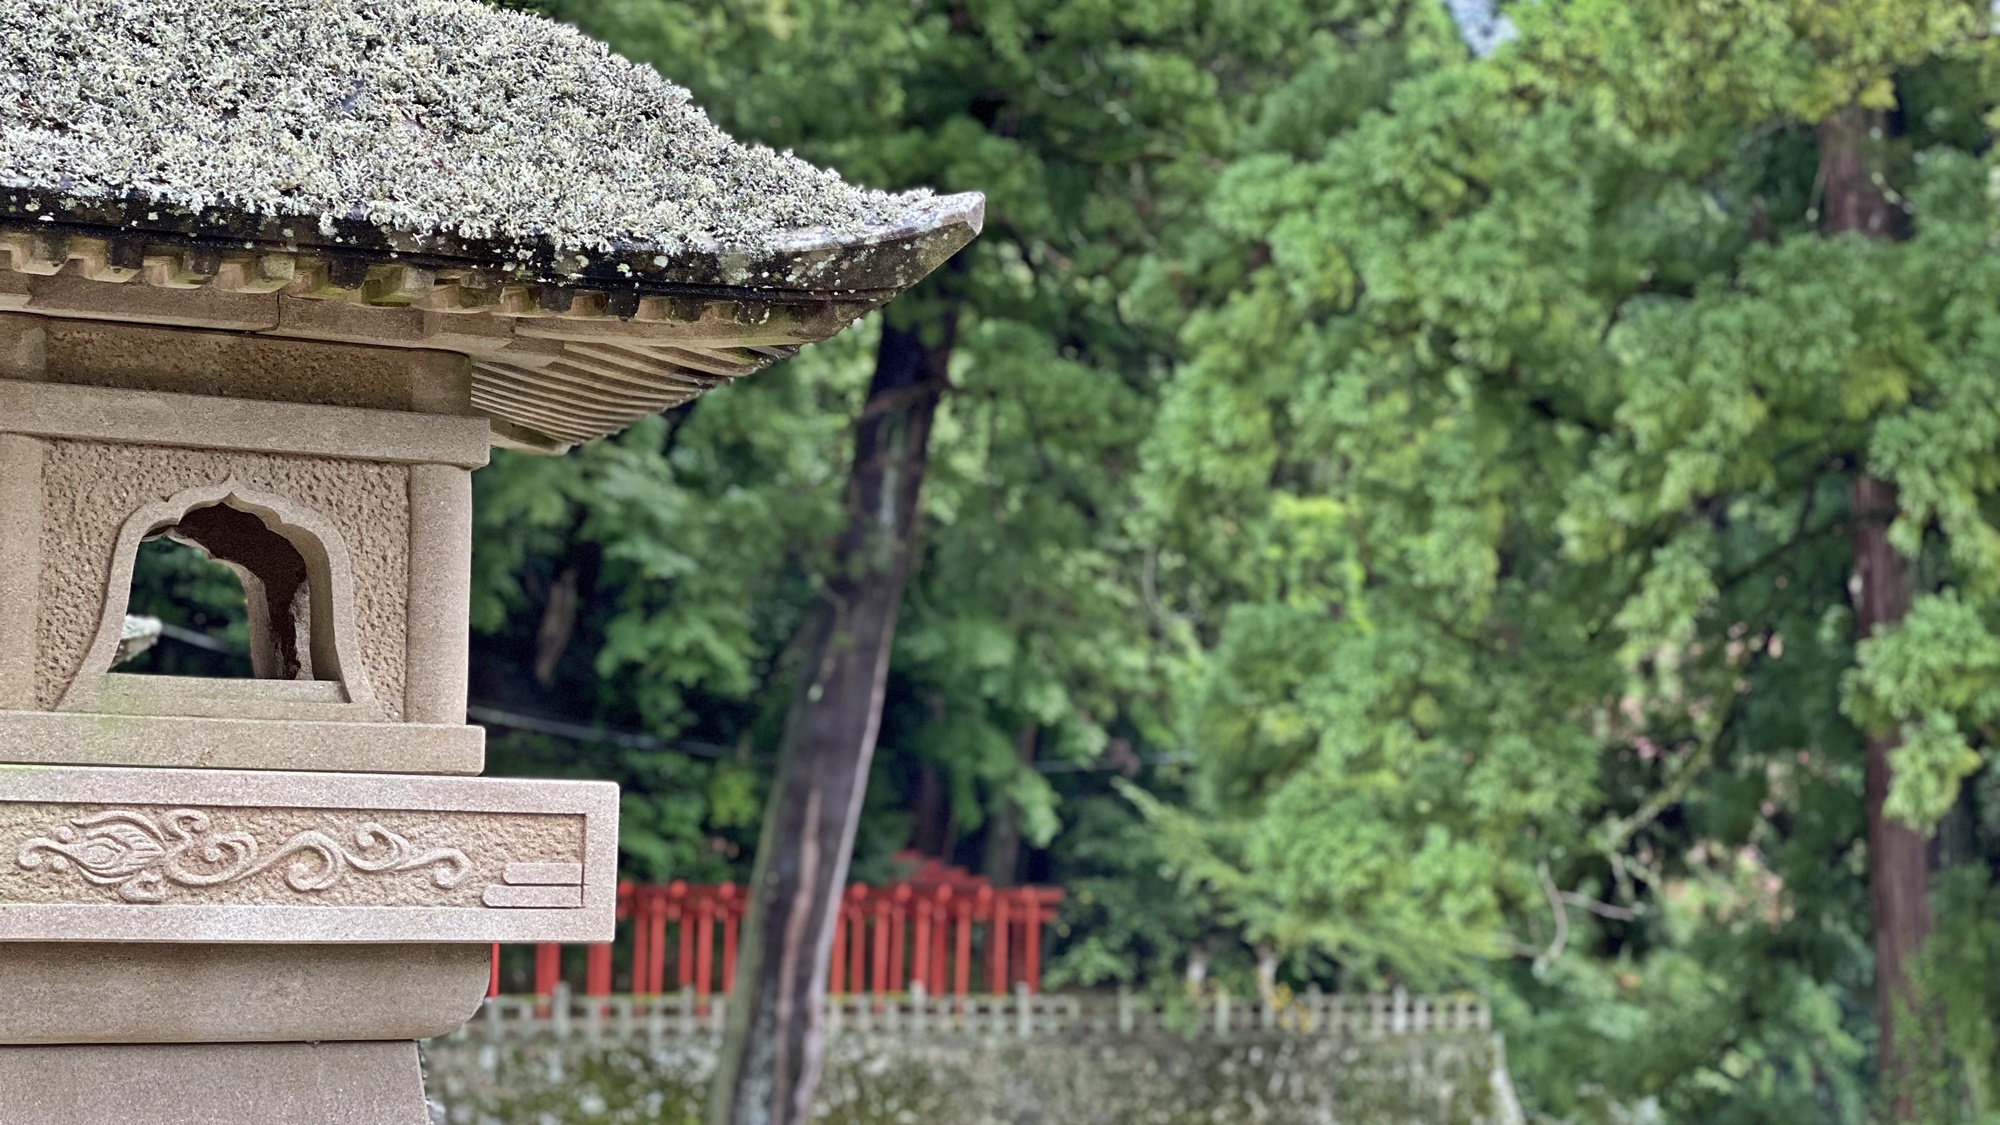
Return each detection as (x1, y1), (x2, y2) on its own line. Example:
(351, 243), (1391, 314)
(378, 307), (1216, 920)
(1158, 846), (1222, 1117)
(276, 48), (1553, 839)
(0, 942), (487, 1044)
(41, 321), (474, 414)
(0, 710), (485, 774)
(11, 269), (282, 331)
(0, 433), (43, 711)
(0, 378), (492, 466)
(0, 378), (490, 728)
(35, 438), (414, 716)
(0, 260), (975, 449)
(0, 804), (574, 908)
(0, 764), (616, 943)
(406, 462), (474, 726)
(0, 1040), (430, 1124)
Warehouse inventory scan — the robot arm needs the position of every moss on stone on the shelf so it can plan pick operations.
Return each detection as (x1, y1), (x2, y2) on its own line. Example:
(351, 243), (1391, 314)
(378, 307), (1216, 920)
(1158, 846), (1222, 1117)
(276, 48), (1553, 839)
(0, 0), (931, 258)
(424, 1033), (1518, 1125)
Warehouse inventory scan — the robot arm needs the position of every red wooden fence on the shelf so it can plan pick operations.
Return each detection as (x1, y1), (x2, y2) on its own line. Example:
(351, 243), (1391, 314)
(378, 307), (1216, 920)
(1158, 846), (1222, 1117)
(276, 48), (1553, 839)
(497, 854), (1064, 1001)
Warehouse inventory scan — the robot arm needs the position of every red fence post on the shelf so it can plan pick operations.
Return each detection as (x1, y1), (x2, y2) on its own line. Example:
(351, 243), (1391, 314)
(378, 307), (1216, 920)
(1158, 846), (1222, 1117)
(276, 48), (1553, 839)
(870, 890), (891, 1000)
(1016, 888), (1040, 993)
(586, 943), (612, 997)
(695, 890), (716, 1002)
(832, 892), (848, 988)
(988, 890), (1009, 996)
(646, 888), (668, 995)
(488, 943), (501, 998)
(930, 887), (951, 995)
(911, 893), (931, 994)
(720, 882), (740, 995)
(846, 885), (868, 996)
(888, 884), (910, 993)
(955, 891), (977, 998)
(632, 888), (650, 994)
(671, 881), (692, 992)
(533, 942), (562, 1016)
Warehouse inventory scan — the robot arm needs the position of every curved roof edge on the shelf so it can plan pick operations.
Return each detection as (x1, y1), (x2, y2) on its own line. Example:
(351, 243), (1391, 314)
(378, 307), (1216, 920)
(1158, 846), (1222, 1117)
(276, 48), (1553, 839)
(0, 187), (983, 299)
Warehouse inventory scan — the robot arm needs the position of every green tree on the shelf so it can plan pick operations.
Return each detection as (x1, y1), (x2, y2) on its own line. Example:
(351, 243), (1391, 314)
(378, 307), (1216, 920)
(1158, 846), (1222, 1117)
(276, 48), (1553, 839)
(1136, 1), (2000, 1119)
(473, 0), (1447, 1118)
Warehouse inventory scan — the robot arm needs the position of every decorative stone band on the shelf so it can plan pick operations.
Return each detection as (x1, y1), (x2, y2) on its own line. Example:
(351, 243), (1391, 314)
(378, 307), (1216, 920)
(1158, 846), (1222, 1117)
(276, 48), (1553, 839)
(18, 808), (472, 905)
(484, 862), (585, 909)
(0, 765), (616, 943)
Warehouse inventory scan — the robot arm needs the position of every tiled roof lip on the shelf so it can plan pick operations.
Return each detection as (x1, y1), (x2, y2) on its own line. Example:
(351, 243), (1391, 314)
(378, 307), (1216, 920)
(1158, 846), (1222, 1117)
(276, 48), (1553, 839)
(0, 0), (967, 291)
(0, 183), (984, 297)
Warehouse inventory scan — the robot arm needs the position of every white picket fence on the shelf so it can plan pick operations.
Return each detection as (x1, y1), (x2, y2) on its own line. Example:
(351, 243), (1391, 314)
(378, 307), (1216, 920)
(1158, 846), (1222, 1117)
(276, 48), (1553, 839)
(447, 985), (1491, 1044)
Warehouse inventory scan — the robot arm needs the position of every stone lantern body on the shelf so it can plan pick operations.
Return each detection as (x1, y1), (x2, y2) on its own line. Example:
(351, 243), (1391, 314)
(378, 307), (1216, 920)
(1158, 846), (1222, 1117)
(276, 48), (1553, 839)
(0, 3), (977, 1121)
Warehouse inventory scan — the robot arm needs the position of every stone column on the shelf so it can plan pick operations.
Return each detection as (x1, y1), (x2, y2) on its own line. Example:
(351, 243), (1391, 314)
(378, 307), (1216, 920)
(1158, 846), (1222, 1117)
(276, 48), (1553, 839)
(406, 461), (474, 725)
(0, 432), (44, 711)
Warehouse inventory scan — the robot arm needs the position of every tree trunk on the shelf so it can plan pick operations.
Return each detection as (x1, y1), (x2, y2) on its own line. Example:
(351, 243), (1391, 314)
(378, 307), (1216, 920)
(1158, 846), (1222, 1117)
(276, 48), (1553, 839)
(1852, 475), (1933, 1114)
(980, 723), (1038, 887)
(908, 766), (953, 858)
(1819, 106), (1900, 240)
(1821, 104), (1931, 1118)
(533, 566), (580, 686)
(707, 317), (955, 1125)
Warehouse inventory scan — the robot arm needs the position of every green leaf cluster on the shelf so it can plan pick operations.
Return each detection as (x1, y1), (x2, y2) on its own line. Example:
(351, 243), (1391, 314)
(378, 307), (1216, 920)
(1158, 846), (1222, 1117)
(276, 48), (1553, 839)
(1130, 2), (2000, 1119)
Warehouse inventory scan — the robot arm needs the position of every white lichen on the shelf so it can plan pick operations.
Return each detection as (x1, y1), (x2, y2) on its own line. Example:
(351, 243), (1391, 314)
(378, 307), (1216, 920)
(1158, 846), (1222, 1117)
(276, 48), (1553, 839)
(0, 0), (932, 258)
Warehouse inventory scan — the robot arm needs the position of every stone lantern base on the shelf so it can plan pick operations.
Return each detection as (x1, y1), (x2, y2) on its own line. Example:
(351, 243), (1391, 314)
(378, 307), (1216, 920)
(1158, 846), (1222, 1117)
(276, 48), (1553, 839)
(0, 1041), (427, 1125)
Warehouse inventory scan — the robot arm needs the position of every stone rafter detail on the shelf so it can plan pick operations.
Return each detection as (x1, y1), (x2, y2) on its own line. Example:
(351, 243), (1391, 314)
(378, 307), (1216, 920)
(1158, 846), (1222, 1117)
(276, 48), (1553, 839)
(0, 228), (902, 450)
(17, 808), (470, 904)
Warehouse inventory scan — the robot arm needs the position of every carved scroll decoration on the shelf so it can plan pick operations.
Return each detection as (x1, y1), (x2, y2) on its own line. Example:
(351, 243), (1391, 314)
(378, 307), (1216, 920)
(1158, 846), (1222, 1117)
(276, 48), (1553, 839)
(16, 809), (470, 903)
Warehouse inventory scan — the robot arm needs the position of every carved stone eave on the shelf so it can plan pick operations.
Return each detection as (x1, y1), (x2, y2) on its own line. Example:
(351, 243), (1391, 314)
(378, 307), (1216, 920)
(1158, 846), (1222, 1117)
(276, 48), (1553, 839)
(0, 191), (985, 451)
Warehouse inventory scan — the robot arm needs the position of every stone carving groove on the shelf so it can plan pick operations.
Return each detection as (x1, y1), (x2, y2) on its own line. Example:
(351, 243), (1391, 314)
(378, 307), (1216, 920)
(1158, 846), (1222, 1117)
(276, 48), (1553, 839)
(17, 809), (469, 904)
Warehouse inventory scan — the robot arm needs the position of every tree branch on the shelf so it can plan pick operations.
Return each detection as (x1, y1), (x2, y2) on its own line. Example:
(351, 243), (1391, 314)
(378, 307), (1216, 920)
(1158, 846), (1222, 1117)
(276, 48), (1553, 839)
(1532, 859), (1569, 979)
(1597, 652), (1763, 853)
(1560, 890), (1637, 921)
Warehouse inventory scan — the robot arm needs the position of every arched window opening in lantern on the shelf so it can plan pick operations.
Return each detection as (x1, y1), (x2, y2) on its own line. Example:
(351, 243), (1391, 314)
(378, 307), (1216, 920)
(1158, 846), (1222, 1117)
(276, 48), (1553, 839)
(59, 485), (386, 721)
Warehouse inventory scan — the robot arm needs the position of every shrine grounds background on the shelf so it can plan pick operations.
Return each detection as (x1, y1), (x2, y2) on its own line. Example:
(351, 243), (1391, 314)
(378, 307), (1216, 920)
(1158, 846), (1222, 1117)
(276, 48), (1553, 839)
(126, 0), (2000, 1120)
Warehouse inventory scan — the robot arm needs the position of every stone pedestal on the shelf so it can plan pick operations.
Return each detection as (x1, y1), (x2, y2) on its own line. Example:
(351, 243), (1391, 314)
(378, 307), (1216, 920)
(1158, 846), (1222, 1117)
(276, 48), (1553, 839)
(0, 1041), (429, 1125)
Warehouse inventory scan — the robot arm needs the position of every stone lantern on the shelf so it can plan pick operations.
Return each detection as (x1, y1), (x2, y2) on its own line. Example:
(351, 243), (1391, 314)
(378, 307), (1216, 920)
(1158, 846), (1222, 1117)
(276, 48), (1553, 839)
(0, 3), (978, 1122)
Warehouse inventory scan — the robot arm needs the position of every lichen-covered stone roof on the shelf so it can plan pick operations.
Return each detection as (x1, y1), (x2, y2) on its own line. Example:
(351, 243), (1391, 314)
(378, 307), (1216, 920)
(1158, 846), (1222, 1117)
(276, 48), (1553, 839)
(0, 0), (981, 450)
(0, 0), (933, 262)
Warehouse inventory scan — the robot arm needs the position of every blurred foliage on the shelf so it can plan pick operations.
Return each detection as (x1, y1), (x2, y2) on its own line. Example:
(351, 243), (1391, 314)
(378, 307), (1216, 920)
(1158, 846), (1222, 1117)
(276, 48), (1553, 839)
(1131, 1), (2000, 1121)
(120, 538), (254, 678)
(464, 0), (1450, 911)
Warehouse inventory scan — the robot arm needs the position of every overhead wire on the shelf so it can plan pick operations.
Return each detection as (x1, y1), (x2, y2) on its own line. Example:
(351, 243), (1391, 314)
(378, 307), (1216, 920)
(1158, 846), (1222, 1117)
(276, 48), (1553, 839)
(151, 623), (1174, 773)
